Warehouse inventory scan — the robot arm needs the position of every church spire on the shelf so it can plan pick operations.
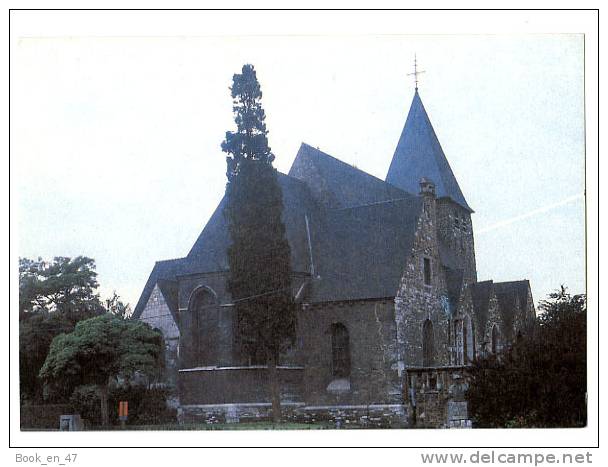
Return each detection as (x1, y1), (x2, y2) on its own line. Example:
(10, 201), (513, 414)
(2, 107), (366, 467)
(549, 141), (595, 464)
(385, 89), (472, 212)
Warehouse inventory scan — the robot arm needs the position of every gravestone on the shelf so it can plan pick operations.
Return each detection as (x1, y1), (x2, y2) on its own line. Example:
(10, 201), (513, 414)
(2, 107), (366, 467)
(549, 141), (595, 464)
(59, 414), (84, 431)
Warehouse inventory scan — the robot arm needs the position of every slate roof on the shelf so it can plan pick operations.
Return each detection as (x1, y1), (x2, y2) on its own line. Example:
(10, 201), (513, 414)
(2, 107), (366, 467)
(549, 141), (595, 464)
(494, 280), (531, 316)
(134, 91), (478, 318)
(132, 174), (320, 319)
(133, 257), (188, 319)
(132, 171), (423, 318)
(186, 173), (319, 275)
(157, 279), (179, 319)
(386, 90), (472, 212)
(309, 197), (422, 302)
(289, 143), (413, 209)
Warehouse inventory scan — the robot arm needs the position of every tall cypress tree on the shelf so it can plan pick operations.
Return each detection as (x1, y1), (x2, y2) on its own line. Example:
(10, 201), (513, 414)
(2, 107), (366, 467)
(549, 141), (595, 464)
(221, 64), (295, 422)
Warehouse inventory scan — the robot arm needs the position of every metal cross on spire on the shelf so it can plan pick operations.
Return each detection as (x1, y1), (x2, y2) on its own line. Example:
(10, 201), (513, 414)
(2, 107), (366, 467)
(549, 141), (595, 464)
(407, 54), (425, 90)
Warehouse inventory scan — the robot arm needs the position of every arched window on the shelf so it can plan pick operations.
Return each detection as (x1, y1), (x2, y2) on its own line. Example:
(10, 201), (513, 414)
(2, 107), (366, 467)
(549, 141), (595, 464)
(422, 319), (435, 366)
(189, 288), (218, 366)
(331, 323), (351, 378)
(491, 324), (500, 354)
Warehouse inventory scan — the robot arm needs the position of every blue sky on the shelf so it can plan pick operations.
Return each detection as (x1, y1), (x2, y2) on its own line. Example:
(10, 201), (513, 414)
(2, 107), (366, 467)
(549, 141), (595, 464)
(13, 23), (585, 310)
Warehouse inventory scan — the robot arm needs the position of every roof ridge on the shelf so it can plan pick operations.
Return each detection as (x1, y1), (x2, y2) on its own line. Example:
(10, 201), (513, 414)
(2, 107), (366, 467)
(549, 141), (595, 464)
(155, 257), (186, 265)
(494, 279), (530, 286)
(299, 142), (396, 188)
(473, 280), (494, 286)
(331, 196), (420, 212)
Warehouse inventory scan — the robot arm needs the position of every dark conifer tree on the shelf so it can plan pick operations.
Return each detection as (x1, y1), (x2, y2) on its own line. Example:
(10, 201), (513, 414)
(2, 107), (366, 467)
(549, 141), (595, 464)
(221, 64), (295, 422)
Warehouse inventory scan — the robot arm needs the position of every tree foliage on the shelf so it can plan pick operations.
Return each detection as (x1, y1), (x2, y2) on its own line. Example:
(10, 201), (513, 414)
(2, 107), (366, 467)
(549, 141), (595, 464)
(39, 314), (164, 425)
(104, 291), (132, 320)
(19, 256), (103, 318)
(19, 311), (76, 402)
(40, 314), (164, 389)
(18, 256), (131, 402)
(69, 384), (176, 427)
(221, 64), (295, 363)
(221, 65), (295, 422)
(466, 287), (586, 428)
(221, 64), (274, 177)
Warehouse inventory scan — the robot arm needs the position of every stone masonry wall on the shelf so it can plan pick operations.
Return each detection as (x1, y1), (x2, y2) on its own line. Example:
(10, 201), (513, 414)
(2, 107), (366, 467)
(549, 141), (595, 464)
(139, 284), (180, 387)
(437, 198), (477, 286)
(450, 286), (475, 365)
(298, 298), (401, 407)
(395, 189), (452, 368)
(406, 366), (471, 428)
(480, 292), (503, 356)
(179, 402), (408, 428)
(177, 272), (235, 368)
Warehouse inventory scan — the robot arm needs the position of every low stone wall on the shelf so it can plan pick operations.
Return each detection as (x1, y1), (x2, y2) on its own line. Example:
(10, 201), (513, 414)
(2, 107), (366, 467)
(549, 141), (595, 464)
(179, 402), (305, 424)
(297, 404), (408, 428)
(179, 402), (408, 428)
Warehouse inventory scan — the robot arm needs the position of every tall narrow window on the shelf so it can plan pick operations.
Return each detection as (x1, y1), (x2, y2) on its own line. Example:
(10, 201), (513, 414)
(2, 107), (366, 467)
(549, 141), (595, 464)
(331, 323), (351, 378)
(422, 319), (435, 366)
(491, 325), (500, 354)
(423, 257), (432, 286)
(463, 315), (474, 364)
(189, 288), (218, 367)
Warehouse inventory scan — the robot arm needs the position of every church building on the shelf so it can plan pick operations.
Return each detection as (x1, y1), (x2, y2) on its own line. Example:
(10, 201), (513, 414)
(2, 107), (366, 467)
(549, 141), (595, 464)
(132, 84), (536, 427)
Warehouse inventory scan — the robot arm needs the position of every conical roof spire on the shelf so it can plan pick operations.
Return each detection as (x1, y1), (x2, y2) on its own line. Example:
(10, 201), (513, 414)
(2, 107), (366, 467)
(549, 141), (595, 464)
(385, 90), (472, 212)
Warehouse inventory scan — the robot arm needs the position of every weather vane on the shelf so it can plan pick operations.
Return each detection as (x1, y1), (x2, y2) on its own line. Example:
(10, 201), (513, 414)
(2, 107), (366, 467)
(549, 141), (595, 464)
(407, 54), (425, 90)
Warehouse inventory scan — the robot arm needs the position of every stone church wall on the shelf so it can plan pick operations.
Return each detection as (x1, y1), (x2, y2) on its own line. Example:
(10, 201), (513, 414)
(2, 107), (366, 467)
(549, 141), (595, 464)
(479, 292), (503, 356)
(178, 366), (305, 405)
(140, 284), (180, 387)
(298, 298), (401, 407)
(395, 187), (451, 368)
(177, 272), (234, 367)
(437, 198), (477, 286)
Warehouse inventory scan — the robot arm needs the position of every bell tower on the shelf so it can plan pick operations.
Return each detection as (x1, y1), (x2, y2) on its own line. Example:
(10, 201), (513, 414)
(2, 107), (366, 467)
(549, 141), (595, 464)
(386, 61), (477, 284)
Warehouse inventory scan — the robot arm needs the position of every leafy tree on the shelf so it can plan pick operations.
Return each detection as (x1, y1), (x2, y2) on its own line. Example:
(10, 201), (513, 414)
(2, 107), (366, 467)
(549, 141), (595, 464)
(466, 287), (586, 428)
(19, 256), (103, 318)
(19, 311), (75, 402)
(18, 256), (128, 402)
(39, 314), (164, 426)
(221, 64), (295, 422)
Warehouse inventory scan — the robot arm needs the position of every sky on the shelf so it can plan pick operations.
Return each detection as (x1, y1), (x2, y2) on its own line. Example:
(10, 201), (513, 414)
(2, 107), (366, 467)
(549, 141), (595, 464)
(12, 13), (586, 310)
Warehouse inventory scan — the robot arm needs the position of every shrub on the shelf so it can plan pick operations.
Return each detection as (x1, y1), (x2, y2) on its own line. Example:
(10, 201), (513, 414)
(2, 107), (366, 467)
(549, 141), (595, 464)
(70, 383), (176, 427)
